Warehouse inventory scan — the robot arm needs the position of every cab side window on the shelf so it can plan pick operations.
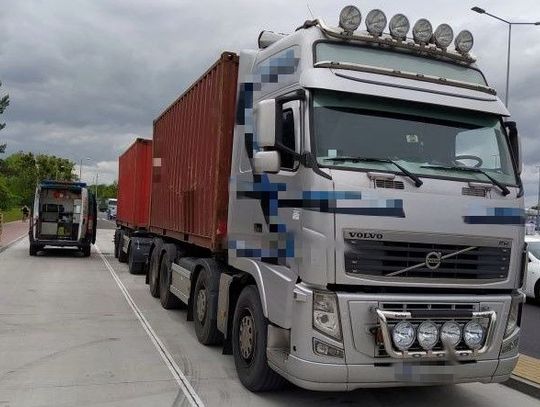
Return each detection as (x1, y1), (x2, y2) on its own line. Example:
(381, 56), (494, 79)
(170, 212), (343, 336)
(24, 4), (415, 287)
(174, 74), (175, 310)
(279, 108), (296, 170)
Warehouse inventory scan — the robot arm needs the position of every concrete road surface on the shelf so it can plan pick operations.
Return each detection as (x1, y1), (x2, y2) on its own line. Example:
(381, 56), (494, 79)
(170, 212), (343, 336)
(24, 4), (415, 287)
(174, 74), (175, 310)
(0, 229), (538, 407)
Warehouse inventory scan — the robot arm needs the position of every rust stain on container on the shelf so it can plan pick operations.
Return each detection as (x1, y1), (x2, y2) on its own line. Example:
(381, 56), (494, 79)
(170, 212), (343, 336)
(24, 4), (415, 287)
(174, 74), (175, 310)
(117, 138), (152, 229)
(150, 52), (239, 251)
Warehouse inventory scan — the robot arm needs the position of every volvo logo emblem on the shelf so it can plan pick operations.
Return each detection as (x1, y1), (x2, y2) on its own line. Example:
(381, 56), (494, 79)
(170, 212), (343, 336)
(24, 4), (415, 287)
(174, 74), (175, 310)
(425, 252), (442, 270)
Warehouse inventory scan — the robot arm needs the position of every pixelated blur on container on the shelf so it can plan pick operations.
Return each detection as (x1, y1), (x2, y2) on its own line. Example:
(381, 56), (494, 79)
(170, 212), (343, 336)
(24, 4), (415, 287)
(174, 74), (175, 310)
(150, 52), (239, 252)
(117, 138), (153, 229)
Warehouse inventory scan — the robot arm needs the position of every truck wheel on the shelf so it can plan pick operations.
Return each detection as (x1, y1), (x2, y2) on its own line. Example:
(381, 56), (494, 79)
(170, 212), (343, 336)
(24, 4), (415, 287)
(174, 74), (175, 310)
(114, 230), (120, 259)
(118, 232), (128, 263)
(159, 251), (182, 309)
(193, 267), (222, 345)
(148, 246), (161, 298)
(128, 246), (143, 275)
(232, 285), (285, 392)
(82, 244), (91, 257)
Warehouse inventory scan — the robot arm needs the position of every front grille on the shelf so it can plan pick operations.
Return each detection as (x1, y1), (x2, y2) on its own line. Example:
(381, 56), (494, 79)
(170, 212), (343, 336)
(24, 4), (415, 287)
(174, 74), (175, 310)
(345, 239), (510, 279)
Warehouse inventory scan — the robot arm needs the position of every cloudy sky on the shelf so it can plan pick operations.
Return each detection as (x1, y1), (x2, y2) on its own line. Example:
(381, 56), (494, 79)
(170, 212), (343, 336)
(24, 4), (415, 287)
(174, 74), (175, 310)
(1, 0), (539, 204)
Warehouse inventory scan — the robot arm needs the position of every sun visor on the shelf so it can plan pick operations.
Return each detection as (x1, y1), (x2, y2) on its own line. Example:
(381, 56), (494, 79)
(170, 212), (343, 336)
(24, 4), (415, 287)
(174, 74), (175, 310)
(300, 68), (510, 117)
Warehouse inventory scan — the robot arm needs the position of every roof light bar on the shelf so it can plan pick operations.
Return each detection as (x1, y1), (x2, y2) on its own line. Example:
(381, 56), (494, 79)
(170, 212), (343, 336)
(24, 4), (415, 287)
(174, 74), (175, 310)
(339, 5), (362, 34)
(365, 9), (387, 36)
(412, 18), (433, 44)
(455, 30), (474, 54)
(389, 14), (410, 40)
(433, 23), (454, 49)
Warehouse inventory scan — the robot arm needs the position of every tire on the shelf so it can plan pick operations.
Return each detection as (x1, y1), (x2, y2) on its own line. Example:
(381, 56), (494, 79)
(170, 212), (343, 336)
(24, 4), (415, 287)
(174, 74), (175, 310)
(232, 285), (286, 392)
(128, 245), (143, 275)
(118, 231), (128, 263)
(148, 244), (162, 298)
(159, 248), (182, 309)
(193, 267), (222, 345)
(82, 244), (91, 257)
(535, 281), (540, 303)
(29, 243), (38, 256)
(114, 230), (120, 259)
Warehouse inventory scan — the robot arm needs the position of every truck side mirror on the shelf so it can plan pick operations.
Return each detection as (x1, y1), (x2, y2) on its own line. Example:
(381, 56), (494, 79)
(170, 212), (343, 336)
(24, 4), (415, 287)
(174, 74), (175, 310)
(254, 99), (276, 147)
(253, 151), (280, 173)
(505, 121), (521, 175)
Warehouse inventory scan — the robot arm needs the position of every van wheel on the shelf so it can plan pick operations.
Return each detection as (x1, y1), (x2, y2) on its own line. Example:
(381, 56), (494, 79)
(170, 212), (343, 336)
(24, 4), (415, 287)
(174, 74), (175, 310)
(232, 285), (286, 392)
(535, 281), (540, 303)
(118, 232), (128, 263)
(193, 267), (222, 345)
(159, 250), (182, 309)
(29, 243), (38, 256)
(82, 244), (91, 257)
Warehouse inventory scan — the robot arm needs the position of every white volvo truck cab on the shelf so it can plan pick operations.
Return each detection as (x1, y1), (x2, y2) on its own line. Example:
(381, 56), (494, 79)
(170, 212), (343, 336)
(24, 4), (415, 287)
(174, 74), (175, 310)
(225, 7), (525, 391)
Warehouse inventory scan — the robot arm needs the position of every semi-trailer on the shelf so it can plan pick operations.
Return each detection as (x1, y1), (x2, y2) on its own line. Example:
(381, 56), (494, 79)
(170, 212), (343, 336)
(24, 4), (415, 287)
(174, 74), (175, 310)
(114, 138), (153, 273)
(29, 180), (97, 256)
(115, 6), (525, 392)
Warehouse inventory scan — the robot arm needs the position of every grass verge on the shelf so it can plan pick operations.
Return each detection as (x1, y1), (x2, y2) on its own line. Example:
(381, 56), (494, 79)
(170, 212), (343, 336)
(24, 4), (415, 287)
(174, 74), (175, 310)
(1, 207), (22, 223)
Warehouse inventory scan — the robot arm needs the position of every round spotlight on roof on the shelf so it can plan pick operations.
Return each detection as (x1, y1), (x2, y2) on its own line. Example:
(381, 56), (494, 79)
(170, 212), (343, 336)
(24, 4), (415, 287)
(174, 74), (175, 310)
(365, 9), (387, 36)
(433, 23), (454, 49)
(389, 14), (410, 40)
(455, 30), (474, 54)
(412, 18), (433, 44)
(339, 5), (362, 34)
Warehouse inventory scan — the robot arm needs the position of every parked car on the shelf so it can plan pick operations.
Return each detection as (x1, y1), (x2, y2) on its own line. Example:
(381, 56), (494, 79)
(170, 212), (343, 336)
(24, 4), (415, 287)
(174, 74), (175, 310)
(525, 236), (540, 302)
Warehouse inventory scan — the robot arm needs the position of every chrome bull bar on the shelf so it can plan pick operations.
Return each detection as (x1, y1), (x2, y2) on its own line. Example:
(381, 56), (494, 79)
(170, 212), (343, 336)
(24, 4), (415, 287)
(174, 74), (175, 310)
(375, 308), (497, 359)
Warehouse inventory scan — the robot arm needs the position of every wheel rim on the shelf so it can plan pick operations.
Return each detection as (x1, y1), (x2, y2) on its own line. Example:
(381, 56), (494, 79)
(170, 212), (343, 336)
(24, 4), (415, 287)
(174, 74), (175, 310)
(196, 287), (207, 323)
(239, 311), (255, 362)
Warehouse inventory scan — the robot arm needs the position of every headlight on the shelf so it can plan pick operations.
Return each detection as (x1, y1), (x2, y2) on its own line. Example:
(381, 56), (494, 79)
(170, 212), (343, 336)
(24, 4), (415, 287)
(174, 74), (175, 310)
(464, 320), (485, 350)
(392, 321), (416, 350)
(389, 14), (410, 40)
(505, 295), (523, 338)
(417, 321), (439, 350)
(365, 9), (387, 36)
(440, 321), (462, 347)
(339, 5), (362, 33)
(313, 291), (342, 340)
(454, 30), (474, 54)
(412, 18), (433, 44)
(433, 23), (454, 49)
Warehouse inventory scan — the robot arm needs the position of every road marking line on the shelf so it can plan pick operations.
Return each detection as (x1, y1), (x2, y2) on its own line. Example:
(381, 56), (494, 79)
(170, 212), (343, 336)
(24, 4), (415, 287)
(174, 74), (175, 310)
(95, 244), (205, 407)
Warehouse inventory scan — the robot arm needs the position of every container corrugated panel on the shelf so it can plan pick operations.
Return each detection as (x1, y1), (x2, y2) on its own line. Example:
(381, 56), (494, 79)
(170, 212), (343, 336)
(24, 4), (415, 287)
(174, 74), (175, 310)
(150, 52), (239, 252)
(117, 138), (152, 229)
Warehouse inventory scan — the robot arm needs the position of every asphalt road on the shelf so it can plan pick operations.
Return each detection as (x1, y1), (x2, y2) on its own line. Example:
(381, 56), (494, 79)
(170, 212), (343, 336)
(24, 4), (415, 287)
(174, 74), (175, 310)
(97, 211), (116, 230)
(0, 229), (538, 406)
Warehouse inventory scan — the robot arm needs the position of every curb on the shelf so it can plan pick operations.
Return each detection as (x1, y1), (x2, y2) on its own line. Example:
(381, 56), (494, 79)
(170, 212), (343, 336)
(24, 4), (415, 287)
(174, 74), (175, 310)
(503, 375), (540, 400)
(0, 234), (26, 254)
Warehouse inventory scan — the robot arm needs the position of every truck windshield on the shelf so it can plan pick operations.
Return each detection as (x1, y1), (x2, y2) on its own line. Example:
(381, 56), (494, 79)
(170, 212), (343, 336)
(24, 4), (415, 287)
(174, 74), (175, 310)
(313, 90), (517, 186)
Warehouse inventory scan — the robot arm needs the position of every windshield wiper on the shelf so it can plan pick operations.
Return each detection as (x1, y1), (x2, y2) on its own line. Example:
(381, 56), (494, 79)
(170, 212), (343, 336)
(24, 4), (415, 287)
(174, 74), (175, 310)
(420, 164), (510, 196)
(324, 156), (423, 187)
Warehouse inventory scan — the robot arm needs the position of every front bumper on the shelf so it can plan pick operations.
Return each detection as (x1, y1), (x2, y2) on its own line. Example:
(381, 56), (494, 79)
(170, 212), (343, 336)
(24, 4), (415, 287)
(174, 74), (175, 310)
(267, 285), (520, 391)
(269, 352), (519, 391)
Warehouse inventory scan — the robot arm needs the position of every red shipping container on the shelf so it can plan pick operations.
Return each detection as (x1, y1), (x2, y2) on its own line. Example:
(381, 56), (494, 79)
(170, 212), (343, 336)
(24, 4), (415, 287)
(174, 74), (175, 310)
(150, 52), (239, 251)
(117, 138), (152, 229)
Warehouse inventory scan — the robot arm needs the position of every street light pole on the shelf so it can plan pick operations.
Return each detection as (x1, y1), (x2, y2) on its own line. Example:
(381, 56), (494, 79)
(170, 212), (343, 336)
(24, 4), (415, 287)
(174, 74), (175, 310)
(471, 7), (540, 108)
(79, 157), (93, 182)
(536, 166), (540, 229)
